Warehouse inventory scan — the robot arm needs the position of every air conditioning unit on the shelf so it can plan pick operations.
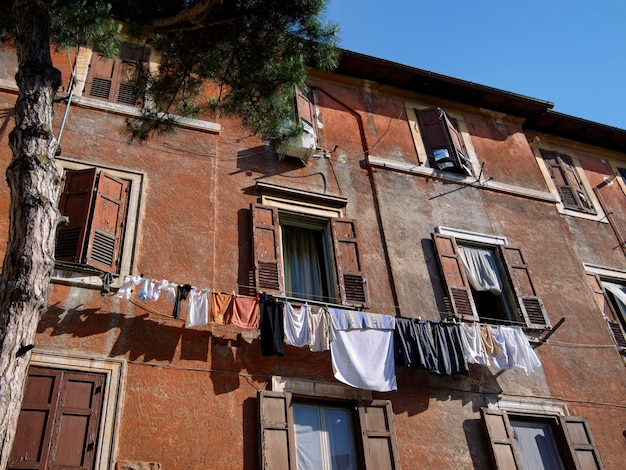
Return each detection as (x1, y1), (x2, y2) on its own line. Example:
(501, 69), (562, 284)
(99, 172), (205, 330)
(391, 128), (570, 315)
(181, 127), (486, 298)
(276, 118), (317, 164)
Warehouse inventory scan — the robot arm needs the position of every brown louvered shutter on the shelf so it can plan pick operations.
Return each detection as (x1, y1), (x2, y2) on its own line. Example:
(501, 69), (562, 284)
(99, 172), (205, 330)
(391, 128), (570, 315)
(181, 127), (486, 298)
(251, 204), (283, 296)
(113, 43), (150, 106)
(85, 51), (117, 101)
(587, 274), (626, 351)
(416, 108), (471, 175)
(500, 246), (550, 329)
(481, 408), (523, 470)
(541, 151), (595, 213)
(560, 416), (604, 469)
(431, 233), (478, 321)
(295, 88), (318, 140)
(358, 400), (401, 470)
(84, 171), (129, 272)
(258, 391), (295, 470)
(332, 218), (369, 307)
(56, 168), (97, 264)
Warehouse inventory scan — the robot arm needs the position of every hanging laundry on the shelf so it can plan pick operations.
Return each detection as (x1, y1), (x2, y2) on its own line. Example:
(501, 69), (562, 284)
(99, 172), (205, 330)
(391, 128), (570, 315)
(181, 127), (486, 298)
(431, 322), (469, 376)
(115, 275), (142, 300)
(164, 282), (178, 303)
(211, 292), (234, 325)
(149, 279), (170, 301)
(186, 288), (210, 328)
(260, 299), (285, 357)
(394, 317), (437, 372)
(329, 308), (397, 392)
(138, 279), (150, 302)
(479, 323), (502, 359)
(497, 326), (542, 376)
(99, 272), (114, 296)
(309, 306), (334, 352)
(459, 323), (489, 365)
(172, 284), (192, 319)
(283, 302), (311, 347)
(231, 295), (260, 329)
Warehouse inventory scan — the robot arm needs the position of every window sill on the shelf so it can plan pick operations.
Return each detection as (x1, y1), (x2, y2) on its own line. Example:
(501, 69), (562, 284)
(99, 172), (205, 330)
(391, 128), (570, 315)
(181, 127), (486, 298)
(51, 264), (122, 290)
(368, 155), (557, 203)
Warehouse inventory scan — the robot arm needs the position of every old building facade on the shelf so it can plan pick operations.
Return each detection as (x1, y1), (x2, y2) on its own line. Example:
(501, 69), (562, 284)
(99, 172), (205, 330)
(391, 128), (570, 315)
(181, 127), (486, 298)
(1, 43), (625, 469)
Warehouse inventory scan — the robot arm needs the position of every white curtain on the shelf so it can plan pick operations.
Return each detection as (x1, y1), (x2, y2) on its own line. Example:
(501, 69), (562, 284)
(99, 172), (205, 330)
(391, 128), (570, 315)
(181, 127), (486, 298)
(510, 420), (565, 470)
(458, 245), (503, 294)
(602, 281), (626, 317)
(283, 225), (324, 300)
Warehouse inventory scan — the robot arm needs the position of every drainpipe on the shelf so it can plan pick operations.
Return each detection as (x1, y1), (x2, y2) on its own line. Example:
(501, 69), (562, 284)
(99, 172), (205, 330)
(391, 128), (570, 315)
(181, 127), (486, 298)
(314, 86), (401, 315)
(57, 46), (79, 144)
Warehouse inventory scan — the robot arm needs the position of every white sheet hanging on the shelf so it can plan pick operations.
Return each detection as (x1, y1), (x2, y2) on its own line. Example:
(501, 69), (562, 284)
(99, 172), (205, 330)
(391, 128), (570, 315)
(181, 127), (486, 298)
(458, 245), (503, 294)
(602, 281), (626, 317)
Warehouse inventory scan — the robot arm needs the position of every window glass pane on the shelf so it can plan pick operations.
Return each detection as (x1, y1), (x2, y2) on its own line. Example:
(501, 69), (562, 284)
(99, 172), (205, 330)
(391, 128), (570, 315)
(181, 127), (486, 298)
(323, 408), (357, 470)
(282, 224), (331, 302)
(510, 419), (565, 470)
(294, 405), (323, 470)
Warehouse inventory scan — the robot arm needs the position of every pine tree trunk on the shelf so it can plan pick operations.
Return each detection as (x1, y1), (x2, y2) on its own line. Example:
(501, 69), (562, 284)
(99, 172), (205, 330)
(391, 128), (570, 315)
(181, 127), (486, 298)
(0, 1), (62, 467)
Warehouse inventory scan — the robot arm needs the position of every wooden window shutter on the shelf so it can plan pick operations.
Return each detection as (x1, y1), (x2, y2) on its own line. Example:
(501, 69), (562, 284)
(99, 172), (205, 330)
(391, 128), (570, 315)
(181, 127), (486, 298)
(560, 416), (604, 470)
(251, 204), (283, 296)
(56, 168), (97, 264)
(500, 246), (551, 329)
(481, 408), (523, 470)
(85, 51), (117, 101)
(587, 273), (626, 351)
(258, 390), (295, 470)
(357, 400), (401, 470)
(431, 233), (478, 321)
(83, 171), (128, 272)
(295, 88), (318, 138)
(416, 108), (471, 175)
(331, 218), (369, 307)
(541, 151), (594, 213)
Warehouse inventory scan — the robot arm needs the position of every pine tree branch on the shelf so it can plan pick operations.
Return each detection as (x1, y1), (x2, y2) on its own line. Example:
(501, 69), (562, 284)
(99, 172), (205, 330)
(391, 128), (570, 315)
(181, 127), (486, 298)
(149, 0), (224, 31)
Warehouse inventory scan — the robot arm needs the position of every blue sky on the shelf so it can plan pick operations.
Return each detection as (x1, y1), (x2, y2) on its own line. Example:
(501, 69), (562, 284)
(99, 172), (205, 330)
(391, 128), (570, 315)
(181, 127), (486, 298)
(324, 0), (626, 130)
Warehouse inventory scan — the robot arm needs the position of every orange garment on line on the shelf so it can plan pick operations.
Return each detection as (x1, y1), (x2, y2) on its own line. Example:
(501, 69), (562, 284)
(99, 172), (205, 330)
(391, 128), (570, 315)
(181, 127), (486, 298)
(211, 292), (234, 325)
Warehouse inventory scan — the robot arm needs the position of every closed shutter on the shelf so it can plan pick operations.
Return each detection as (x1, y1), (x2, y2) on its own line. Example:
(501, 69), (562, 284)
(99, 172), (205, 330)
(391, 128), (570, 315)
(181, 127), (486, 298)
(251, 204), (283, 296)
(481, 408), (523, 470)
(358, 400), (401, 470)
(9, 367), (104, 470)
(560, 416), (604, 470)
(332, 218), (369, 307)
(84, 171), (129, 273)
(542, 151), (595, 213)
(500, 246), (550, 329)
(56, 168), (97, 264)
(586, 273), (626, 350)
(416, 108), (471, 175)
(431, 233), (478, 321)
(258, 391), (295, 470)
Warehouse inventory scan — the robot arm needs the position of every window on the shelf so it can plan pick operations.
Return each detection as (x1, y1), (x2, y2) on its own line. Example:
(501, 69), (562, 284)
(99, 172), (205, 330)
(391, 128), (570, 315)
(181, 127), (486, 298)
(432, 228), (550, 328)
(85, 42), (150, 106)
(9, 367), (105, 470)
(585, 271), (626, 353)
(540, 150), (596, 214)
(55, 167), (131, 274)
(259, 391), (400, 470)
(415, 107), (473, 176)
(482, 408), (603, 469)
(251, 203), (369, 307)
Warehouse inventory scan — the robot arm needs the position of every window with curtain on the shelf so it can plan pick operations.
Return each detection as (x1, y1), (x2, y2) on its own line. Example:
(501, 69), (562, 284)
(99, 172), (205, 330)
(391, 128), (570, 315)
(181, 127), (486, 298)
(510, 419), (565, 470)
(293, 404), (358, 470)
(281, 219), (334, 303)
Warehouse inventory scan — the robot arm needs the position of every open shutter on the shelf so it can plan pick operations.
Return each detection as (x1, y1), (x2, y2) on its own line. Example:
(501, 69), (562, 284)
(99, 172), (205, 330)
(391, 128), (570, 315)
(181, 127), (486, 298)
(431, 233), (478, 321)
(84, 171), (129, 272)
(251, 204), (283, 296)
(481, 408), (523, 470)
(500, 246), (550, 329)
(560, 416), (604, 470)
(295, 88), (318, 140)
(587, 274), (626, 351)
(542, 152), (594, 213)
(416, 108), (471, 175)
(332, 218), (369, 307)
(56, 168), (97, 264)
(258, 391), (294, 470)
(358, 400), (401, 470)
(85, 52), (117, 101)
